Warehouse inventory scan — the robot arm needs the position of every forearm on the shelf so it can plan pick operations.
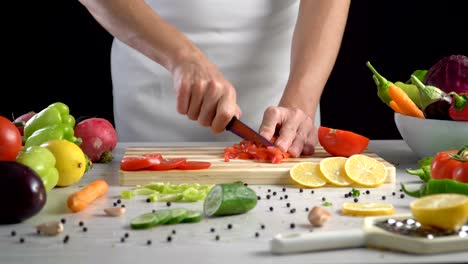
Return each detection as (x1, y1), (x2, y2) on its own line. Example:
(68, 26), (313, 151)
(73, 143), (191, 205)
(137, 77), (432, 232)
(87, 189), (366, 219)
(79, 0), (200, 72)
(280, 0), (350, 116)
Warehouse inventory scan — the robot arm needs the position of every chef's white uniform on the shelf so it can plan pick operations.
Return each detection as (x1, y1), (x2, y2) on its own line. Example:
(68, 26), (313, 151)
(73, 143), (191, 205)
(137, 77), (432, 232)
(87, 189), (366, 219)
(111, 0), (320, 142)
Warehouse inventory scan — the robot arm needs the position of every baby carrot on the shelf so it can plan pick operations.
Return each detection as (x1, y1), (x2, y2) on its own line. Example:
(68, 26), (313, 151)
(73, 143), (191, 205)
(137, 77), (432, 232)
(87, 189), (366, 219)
(389, 100), (403, 114)
(67, 179), (109, 212)
(388, 84), (425, 118)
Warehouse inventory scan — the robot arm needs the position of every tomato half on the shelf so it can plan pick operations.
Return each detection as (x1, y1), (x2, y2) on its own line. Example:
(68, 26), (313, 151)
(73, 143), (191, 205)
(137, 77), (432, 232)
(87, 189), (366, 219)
(177, 161), (211, 170)
(0, 116), (22, 161)
(120, 156), (154, 171)
(318, 126), (370, 157)
(148, 158), (187, 171)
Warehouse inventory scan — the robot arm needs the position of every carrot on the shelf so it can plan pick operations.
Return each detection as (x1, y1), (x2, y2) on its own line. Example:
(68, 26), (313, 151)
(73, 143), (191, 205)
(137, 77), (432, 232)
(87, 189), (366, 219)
(67, 179), (109, 212)
(389, 100), (403, 114)
(388, 84), (425, 118)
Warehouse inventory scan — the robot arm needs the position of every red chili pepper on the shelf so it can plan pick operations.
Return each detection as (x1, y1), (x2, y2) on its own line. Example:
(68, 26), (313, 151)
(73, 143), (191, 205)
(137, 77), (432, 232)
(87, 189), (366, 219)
(448, 92), (468, 121)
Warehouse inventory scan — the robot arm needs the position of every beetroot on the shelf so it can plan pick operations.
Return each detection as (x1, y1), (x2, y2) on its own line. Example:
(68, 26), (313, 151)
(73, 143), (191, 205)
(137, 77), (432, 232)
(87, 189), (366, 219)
(424, 54), (468, 94)
(14, 111), (36, 136)
(74, 117), (118, 163)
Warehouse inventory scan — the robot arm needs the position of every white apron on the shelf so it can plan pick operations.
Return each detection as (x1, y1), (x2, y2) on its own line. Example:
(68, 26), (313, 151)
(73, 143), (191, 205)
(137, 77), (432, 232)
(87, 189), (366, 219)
(111, 0), (320, 142)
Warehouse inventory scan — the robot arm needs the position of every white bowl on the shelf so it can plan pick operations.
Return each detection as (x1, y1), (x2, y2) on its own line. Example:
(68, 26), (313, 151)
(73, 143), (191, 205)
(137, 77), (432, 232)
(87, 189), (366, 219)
(394, 113), (468, 158)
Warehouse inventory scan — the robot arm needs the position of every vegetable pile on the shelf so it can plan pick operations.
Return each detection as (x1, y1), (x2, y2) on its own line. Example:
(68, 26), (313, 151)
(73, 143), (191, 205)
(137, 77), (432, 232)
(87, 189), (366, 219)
(367, 55), (468, 121)
(223, 140), (290, 163)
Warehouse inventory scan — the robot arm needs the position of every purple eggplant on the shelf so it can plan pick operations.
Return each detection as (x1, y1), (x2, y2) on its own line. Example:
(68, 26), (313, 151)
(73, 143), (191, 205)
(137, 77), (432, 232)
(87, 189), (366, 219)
(0, 161), (46, 224)
(411, 75), (453, 120)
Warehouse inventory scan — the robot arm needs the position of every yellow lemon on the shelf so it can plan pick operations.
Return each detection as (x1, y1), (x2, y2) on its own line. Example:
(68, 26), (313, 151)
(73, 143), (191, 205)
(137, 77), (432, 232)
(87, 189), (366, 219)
(289, 162), (327, 188)
(344, 154), (386, 187)
(41, 139), (87, 187)
(342, 202), (395, 216)
(319, 157), (352, 187)
(410, 194), (468, 231)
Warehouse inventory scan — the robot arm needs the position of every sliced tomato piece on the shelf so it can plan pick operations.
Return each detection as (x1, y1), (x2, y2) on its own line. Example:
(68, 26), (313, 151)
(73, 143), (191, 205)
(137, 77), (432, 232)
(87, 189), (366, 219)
(318, 126), (370, 157)
(177, 161), (212, 170)
(143, 153), (164, 164)
(120, 156), (154, 171)
(148, 158), (187, 171)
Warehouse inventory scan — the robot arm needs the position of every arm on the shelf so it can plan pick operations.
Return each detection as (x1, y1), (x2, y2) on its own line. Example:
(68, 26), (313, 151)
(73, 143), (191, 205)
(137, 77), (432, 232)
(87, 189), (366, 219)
(79, 0), (240, 133)
(260, 0), (350, 157)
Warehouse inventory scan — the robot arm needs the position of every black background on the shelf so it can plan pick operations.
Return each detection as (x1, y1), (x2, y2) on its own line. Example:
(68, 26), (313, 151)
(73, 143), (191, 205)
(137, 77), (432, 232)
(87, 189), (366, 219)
(3, 0), (467, 140)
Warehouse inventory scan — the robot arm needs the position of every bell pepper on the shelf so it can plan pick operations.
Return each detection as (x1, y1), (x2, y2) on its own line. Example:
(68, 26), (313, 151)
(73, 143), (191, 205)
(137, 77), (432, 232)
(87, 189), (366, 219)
(24, 102), (76, 141)
(366, 62), (422, 109)
(24, 123), (81, 149)
(448, 92), (468, 121)
(16, 146), (59, 192)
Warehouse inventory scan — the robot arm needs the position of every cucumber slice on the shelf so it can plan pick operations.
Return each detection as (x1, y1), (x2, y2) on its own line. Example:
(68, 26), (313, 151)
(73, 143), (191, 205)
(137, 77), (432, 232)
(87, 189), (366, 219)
(165, 208), (189, 225)
(181, 210), (203, 223)
(203, 182), (257, 217)
(159, 193), (183, 202)
(152, 209), (172, 225)
(130, 212), (159, 229)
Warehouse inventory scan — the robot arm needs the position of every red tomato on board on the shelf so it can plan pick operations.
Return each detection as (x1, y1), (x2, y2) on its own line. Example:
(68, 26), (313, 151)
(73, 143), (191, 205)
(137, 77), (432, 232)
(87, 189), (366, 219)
(120, 156), (154, 171)
(177, 161), (212, 170)
(223, 140), (289, 163)
(318, 126), (370, 157)
(431, 147), (468, 183)
(0, 116), (22, 161)
(148, 158), (187, 171)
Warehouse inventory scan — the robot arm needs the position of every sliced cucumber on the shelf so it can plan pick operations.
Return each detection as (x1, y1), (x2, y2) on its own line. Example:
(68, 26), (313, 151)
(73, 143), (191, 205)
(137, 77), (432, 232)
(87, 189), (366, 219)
(130, 212), (159, 229)
(181, 210), (203, 223)
(153, 209), (172, 225)
(165, 208), (189, 225)
(203, 182), (257, 217)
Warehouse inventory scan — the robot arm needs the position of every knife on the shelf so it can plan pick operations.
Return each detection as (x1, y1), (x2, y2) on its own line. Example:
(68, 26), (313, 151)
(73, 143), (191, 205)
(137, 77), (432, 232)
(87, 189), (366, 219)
(225, 116), (274, 147)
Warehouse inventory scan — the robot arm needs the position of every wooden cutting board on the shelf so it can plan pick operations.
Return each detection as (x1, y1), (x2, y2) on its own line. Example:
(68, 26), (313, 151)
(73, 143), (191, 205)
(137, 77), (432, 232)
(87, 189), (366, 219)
(119, 145), (396, 186)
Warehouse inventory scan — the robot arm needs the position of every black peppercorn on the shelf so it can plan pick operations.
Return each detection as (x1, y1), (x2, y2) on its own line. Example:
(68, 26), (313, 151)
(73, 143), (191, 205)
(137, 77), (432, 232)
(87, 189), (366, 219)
(61, 218), (66, 224)
(286, 202), (291, 208)
(146, 198), (151, 203)
(344, 193), (349, 198)
(147, 240), (152, 245)
(290, 223), (295, 229)
(322, 197), (326, 201)
(83, 227), (88, 232)
(227, 224), (233, 229)
(272, 192), (277, 196)
(310, 190), (314, 194)
(257, 196), (261, 200)
(266, 195), (271, 199)
(282, 187), (286, 192)
(11, 230), (16, 237)
(382, 196), (386, 200)
(299, 188), (303, 193)
(305, 207), (309, 212)
(392, 192), (396, 196)
(354, 198), (358, 203)
(215, 235), (220, 241)
(269, 206), (274, 211)
(290, 208), (296, 213)
(280, 197), (283, 200)
(268, 189), (271, 193)
(124, 232), (129, 238)
(79, 221), (84, 227)
(166, 202), (172, 207)
(117, 199), (121, 204)
(260, 224), (265, 229)
(365, 190), (370, 195)
(400, 194), (405, 199)
(63, 235), (69, 244)
(210, 228), (215, 233)
(255, 232), (259, 238)
(121, 237), (125, 243)
(167, 236), (172, 242)
(284, 195), (288, 199)
(19, 238), (25, 243)
(172, 230), (176, 235)
(113, 202), (117, 207)
(121, 204), (126, 208)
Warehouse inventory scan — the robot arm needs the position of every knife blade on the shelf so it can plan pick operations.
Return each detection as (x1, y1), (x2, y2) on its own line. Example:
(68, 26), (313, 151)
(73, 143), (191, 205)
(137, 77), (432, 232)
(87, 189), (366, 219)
(225, 116), (274, 147)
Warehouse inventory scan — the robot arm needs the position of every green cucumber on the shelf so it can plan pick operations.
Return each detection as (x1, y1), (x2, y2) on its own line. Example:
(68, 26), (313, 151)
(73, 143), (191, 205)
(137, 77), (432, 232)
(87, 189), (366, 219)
(130, 212), (159, 229)
(152, 209), (172, 225)
(181, 210), (203, 223)
(203, 182), (257, 217)
(165, 208), (189, 225)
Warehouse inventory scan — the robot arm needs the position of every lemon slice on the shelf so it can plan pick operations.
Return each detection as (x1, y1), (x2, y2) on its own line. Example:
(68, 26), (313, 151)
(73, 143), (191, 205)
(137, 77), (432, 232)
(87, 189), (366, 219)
(319, 157), (352, 186)
(344, 154), (386, 187)
(410, 193), (468, 231)
(342, 202), (395, 216)
(289, 162), (327, 188)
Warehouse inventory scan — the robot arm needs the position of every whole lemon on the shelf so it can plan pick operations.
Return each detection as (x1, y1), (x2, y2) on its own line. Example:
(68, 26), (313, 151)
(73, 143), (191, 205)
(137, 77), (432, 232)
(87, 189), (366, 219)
(41, 139), (86, 187)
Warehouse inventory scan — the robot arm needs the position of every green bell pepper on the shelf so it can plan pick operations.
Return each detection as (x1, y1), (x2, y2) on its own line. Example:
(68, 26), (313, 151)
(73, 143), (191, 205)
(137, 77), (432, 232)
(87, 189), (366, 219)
(16, 146), (59, 192)
(24, 123), (81, 149)
(24, 102), (76, 141)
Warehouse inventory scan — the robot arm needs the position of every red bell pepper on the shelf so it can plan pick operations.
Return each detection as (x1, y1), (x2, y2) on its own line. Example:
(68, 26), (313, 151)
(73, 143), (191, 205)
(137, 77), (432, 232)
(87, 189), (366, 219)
(448, 92), (468, 121)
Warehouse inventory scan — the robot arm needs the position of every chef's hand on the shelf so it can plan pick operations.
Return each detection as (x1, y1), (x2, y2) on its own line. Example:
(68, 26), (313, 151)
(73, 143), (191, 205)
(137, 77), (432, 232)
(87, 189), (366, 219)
(259, 106), (318, 158)
(171, 56), (241, 134)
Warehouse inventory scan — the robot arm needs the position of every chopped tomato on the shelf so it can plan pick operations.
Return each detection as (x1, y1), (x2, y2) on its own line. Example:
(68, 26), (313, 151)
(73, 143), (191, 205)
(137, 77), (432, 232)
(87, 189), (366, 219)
(143, 153), (164, 164)
(177, 161), (212, 170)
(318, 126), (370, 157)
(148, 158), (187, 171)
(223, 140), (289, 163)
(120, 156), (154, 171)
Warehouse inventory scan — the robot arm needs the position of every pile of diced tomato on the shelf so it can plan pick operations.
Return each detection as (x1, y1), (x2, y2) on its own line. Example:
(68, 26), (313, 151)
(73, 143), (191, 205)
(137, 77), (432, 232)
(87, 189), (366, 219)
(223, 140), (290, 164)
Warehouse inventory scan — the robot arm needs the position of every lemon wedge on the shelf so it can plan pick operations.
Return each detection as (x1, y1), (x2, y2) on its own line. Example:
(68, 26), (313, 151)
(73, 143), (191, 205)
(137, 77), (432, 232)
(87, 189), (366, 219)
(410, 193), (468, 231)
(289, 162), (327, 188)
(342, 202), (395, 216)
(344, 154), (387, 187)
(319, 157), (352, 186)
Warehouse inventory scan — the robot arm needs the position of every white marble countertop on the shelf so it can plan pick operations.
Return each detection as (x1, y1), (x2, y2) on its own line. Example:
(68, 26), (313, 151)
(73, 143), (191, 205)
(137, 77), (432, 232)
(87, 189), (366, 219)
(1, 140), (467, 264)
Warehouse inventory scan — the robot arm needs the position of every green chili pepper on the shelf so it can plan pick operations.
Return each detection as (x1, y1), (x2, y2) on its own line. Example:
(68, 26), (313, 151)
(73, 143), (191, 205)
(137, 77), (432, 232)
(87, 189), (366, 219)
(405, 156), (433, 182)
(24, 102), (76, 141)
(401, 179), (468, 198)
(366, 62), (422, 108)
(24, 124), (81, 149)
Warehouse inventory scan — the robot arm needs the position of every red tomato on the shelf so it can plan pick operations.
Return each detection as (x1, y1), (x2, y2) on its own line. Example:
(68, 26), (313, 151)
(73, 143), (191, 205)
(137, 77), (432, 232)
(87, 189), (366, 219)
(431, 147), (468, 183)
(148, 158), (187, 171)
(318, 126), (370, 157)
(223, 140), (289, 163)
(177, 161), (211, 170)
(143, 153), (164, 164)
(0, 116), (22, 161)
(120, 156), (154, 171)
